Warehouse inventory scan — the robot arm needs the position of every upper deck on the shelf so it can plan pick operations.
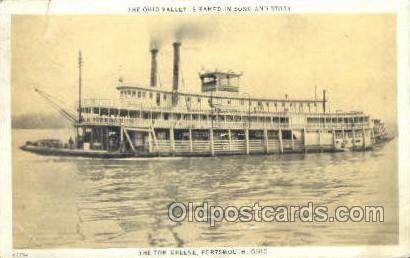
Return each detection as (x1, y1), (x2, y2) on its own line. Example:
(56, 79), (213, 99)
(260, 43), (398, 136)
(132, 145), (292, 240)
(80, 84), (370, 131)
(115, 84), (327, 114)
(78, 43), (372, 131)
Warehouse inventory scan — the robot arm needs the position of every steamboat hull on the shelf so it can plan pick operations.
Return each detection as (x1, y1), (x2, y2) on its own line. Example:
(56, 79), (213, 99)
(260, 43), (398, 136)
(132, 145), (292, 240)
(20, 140), (348, 159)
(20, 144), (134, 159)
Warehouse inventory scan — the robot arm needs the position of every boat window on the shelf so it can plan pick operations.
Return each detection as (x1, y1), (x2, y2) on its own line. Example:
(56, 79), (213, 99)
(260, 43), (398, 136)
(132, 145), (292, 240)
(192, 130), (210, 140)
(149, 92), (153, 99)
(268, 130), (279, 139)
(231, 130), (245, 140)
(142, 91), (146, 98)
(281, 130), (292, 140)
(249, 130), (264, 140)
(129, 111), (138, 118)
(163, 94), (167, 100)
(280, 117), (288, 123)
(137, 91), (141, 98)
(197, 98), (201, 103)
(156, 93), (161, 106)
(240, 100), (244, 105)
(227, 100), (231, 105)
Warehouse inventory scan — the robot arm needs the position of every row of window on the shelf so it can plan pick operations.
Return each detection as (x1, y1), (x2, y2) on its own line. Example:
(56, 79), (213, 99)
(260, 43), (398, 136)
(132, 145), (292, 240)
(81, 107), (291, 123)
(120, 89), (321, 109)
(121, 90), (167, 101)
(307, 117), (369, 124)
(81, 107), (367, 124)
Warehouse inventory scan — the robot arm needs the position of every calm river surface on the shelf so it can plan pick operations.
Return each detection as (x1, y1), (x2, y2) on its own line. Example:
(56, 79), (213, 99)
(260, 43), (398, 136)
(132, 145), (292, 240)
(12, 129), (398, 248)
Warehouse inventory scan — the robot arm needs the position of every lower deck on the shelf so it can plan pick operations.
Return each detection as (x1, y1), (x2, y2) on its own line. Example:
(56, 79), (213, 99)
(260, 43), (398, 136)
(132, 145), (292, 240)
(78, 125), (374, 156)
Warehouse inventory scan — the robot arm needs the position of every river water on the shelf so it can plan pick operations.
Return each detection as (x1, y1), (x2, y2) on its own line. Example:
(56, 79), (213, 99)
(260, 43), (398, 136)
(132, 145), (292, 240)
(12, 129), (398, 248)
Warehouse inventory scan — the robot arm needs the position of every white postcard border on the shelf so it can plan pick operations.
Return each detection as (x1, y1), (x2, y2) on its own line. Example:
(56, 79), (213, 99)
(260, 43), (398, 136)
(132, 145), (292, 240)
(0, 0), (409, 257)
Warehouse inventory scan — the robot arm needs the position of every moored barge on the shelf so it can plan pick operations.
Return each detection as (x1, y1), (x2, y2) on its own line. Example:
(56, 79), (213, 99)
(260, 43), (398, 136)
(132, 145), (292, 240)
(21, 41), (392, 158)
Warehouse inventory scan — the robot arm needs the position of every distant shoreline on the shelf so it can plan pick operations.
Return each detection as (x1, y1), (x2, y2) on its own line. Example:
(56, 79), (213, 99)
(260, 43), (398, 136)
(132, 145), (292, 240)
(12, 113), (71, 130)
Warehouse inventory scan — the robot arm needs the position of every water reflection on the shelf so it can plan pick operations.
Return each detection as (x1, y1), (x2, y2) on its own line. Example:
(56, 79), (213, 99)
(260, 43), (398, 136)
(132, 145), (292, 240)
(71, 141), (397, 247)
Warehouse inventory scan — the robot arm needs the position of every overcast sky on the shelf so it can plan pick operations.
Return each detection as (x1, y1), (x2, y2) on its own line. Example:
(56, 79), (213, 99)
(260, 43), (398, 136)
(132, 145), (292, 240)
(11, 14), (396, 124)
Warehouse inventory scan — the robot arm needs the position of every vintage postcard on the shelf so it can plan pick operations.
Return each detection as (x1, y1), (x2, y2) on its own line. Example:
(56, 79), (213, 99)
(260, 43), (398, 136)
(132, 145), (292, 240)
(0, 0), (409, 257)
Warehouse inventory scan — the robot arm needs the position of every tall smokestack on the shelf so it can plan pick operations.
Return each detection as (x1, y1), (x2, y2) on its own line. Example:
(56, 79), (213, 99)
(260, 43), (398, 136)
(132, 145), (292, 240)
(322, 89), (327, 113)
(150, 48), (158, 87)
(172, 42), (181, 106)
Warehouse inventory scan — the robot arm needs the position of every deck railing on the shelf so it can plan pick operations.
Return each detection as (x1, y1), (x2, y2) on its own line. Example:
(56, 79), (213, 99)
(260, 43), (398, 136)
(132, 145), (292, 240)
(80, 98), (365, 117)
(81, 114), (370, 130)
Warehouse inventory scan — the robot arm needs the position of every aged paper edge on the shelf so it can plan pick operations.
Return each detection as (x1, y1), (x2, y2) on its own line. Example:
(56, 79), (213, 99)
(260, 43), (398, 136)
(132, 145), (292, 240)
(0, 0), (409, 257)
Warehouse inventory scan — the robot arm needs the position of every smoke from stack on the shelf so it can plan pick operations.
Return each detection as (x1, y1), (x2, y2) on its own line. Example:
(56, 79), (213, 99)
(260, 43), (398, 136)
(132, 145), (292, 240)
(150, 48), (158, 87)
(172, 42), (181, 106)
(149, 22), (211, 51)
